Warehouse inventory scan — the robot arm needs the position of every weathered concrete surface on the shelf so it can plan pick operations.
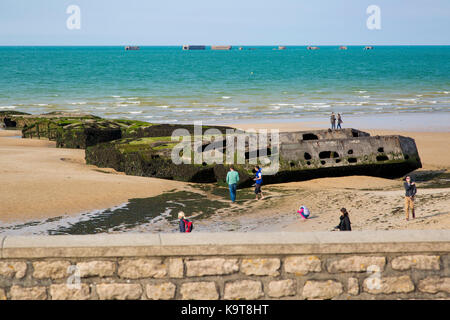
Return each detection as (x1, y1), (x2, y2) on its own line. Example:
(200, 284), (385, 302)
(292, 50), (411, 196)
(85, 128), (421, 185)
(279, 128), (369, 142)
(1, 112), (421, 185)
(1, 230), (449, 258)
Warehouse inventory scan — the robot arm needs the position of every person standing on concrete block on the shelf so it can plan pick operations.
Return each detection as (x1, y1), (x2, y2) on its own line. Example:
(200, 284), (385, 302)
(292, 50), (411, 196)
(330, 112), (336, 130)
(337, 113), (343, 129)
(226, 166), (239, 203)
(404, 175), (417, 221)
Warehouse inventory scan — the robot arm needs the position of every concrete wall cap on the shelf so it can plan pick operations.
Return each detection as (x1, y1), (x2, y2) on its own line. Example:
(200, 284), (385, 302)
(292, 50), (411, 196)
(1, 230), (449, 259)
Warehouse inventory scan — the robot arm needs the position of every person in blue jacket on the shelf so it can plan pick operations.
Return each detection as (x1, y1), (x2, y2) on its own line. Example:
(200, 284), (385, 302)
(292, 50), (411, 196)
(178, 211), (186, 232)
(253, 166), (264, 200)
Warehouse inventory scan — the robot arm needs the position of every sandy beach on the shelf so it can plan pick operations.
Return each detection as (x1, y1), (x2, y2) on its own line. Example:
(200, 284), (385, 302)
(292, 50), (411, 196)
(0, 120), (449, 233)
(0, 130), (187, 222)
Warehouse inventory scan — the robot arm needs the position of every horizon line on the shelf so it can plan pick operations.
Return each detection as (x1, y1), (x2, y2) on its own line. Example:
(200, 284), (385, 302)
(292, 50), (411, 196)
(1, 44), (450, 47)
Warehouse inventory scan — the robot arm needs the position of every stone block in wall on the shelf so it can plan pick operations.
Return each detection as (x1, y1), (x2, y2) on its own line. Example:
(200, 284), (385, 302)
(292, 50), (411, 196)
(185, 258), (239, 277)
(118, 258), (167, 279)
(391, 255), (440, 271)
(284, 256), (321, 275)
(347, 277), (359, 296)
(0, 288), (6, 300)
(240, 258), (280, 276)
(267, 279), (296, 298)
(146, 282), (176, 300)
(32, 261), (71, 279)
(180, 282), (219, 300)
(10, 285), (47, 300)
(168, 258), (184, 278)
(327, 256), (386, 273)
(223, 280), (263, 300)
(363, 275), (414, 294)
(76, 260), (116, 278)
(302, 280), (343, 300)
(418, 277), (450, 294)
(50, 284), (91, 300)
(0, 261), (27, 279)
(96, 283), (143, 300)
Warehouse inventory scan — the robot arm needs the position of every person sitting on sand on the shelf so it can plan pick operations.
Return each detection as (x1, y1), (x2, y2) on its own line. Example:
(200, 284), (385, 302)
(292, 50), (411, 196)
(297, 206), (310, 219)
(404, 175), (417, 221)
(254, 166), (264, 200)
(178, 211), (187, 232)
(334, 208), (351, 231)
(178, 211), (193, 232)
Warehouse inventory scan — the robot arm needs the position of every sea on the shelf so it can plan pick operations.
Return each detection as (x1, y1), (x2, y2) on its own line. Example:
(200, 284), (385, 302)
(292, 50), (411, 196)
(0, 46), (449, 125)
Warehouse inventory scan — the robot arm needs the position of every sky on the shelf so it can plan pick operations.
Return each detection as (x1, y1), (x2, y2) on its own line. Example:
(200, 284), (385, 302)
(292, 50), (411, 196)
(0, 0), (449, 45)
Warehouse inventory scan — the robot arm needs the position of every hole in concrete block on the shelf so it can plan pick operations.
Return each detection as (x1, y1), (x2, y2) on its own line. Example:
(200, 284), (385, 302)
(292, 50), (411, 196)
(376, 155), (389, 161)
(377, 147), (384, 153)
(404, 155), (409, 160)
(348, 157), (357, 163)
(303, 133), (319, 140)
(245, 148), (272, 160)
(320, 160), (326, 165)
(290, 161), (296, 167)
(306, 161), (311, 165)
(304, 152), (312, 160)
(347, 149), (353, 155)
(319, 151), (339, 159)
(335, 159), (341, 163)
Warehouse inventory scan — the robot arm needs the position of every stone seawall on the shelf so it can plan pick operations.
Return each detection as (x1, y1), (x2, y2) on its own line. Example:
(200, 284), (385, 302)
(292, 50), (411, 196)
(0, 231), (449, 300)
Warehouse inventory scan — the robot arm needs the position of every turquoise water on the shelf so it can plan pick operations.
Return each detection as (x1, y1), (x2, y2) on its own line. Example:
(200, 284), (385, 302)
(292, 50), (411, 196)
(0, 46), (449, 123)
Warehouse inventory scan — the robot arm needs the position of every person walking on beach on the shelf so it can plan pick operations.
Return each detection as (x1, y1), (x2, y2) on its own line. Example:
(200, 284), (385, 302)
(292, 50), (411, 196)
(333, 208), (351, 231)
(254, 166), (264, 200)
(330, 112), (336, 130)
(337, 113), (343, 129)
(226, 166), (239, 203)
(404, 175), (417, 221)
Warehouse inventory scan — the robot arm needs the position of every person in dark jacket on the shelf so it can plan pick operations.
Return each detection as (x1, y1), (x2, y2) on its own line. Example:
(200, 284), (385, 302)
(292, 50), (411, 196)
(334, 208), (351, 231)
(178, 211), (186, 232)
(404, 176), (417, 220)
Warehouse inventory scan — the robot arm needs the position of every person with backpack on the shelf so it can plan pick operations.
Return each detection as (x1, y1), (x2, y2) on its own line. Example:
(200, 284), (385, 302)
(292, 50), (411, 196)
(253, 166), (264, 200)
(404, 175), (417, 221)
(178, 211), (193, 233)
(226, 166), (239, 203)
